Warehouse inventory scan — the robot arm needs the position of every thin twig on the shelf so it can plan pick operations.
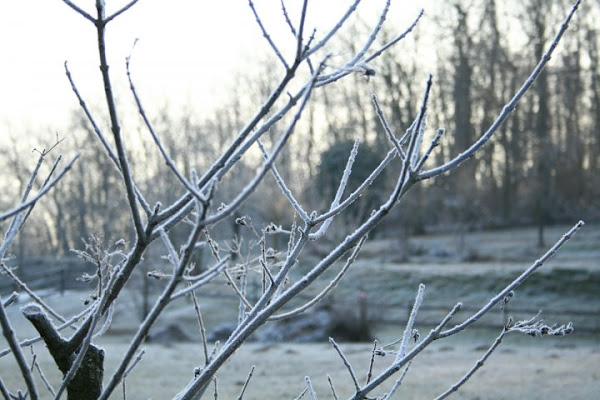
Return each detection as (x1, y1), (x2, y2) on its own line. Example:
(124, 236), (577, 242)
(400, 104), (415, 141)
(304, 376), (317, 400)
(127, 46), (210, 204)
(440, 221), (584, 338)
(270, 235), (367, 320)
(280, 0), (297, 37)
(235, 365), (255, 400)
(329, 337), (361, 392)
(383, 361), (412, 400)
(30, 347), (56, 397)
(305, 0), (362, 58)
(397, 284), (425, 362)
(190, 289), (209, 365)
(63, 62), (151, 215)
(293, 387), (308, 400)
(249, 0), (289, 69)
(60, 0), (95, 22)
(309, 139), (360, 240)
(0, 154), (80, 223)
(435, 328), (507, 400)
(419, 0), (582, 180)
(0, 301), (39, 400)
(353, 303), (462, 399)
(257, 140), (310, 222)
(365, 340), (378, 385)
(94, 1), (145, 238)
(373, 95), (407, 160)
(327, 374), (339, 400)
(105, 0), (141, 23)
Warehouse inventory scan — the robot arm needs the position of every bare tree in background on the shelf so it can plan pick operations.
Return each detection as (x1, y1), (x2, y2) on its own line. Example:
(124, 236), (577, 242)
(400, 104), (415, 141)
(0, 1), (586, 399)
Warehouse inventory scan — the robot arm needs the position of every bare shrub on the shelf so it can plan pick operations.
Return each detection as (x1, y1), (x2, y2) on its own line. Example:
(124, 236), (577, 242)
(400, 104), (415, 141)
(0, 1), (586, 399)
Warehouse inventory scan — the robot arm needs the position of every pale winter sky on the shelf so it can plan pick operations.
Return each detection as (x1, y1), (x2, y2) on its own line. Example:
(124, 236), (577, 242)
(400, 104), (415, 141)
(0, 1), (428, 138)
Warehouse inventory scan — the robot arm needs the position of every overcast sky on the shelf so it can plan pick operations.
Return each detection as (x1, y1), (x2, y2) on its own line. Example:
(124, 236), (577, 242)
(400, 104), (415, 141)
(0, 1), (430, 136)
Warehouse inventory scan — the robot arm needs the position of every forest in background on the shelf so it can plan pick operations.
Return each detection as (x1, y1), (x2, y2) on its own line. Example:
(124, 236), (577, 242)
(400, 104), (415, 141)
(1, 0), (598, 259)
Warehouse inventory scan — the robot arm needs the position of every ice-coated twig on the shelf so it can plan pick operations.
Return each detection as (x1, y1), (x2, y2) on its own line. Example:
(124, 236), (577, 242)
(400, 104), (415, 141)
(0, 378), (9, 400)
(365, 9), (424, 64)
(305, 0), (361, 58)
(310, 147), (397, 225)
(352, 303), (462, 399)
(63, 62), (151, 215)
(159, 228), (180, 266)
(55, 269), (118, 400)
(123, 348), (145, 379)
(92, 0), (145, 238)
(373, 95), (407, 161)
(293, 386), (308, 400)
(223, 269), (254, 310)
(105, 0), (141, 23)
(280, 0), (297, 37)
(329, 337), (361, 391)
(0, 301), (39, 399)
(0, 154), (80, 224)
(1, 292), (18, 309)
(257, 140), (310, 222)
(235, 365), (255, 400)
(327, 374), (338, 400)
(309, 139), (360, 240)
(30, 346), (56, 397)
(201, 57), (328, 228)
(440, 221), (584, 338)
(434, 328), (508, 400)
(127, 47), (210, 205)
(415, 128), (445, 172)
(383, 361), (412, 400)
(397, 284), (425, 362)
(304, 376), (317, 400)
(419, 0), (582, 180)
(365, 340), (378, 385)
(269, 235), (366, 320)
(189, 289), (209, 365)
(0, 263), (66, 323)
(317, 8), (423, 86)
(294, 0), (309, 60)
(249, 0), (289, 70)
(60, 0), (95, 22)
(343, 0), (391, 71)
(99, 216), (208, 400)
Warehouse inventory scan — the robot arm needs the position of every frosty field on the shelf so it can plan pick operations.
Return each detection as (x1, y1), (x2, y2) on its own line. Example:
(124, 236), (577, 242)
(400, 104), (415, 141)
(1, 224), (598, 399)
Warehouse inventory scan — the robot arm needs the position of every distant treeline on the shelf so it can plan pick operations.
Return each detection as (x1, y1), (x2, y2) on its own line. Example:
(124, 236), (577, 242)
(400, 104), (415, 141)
(1, 0), (598, 257)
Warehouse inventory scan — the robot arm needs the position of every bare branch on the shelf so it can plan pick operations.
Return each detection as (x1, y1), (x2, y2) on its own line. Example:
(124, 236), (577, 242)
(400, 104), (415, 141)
(249, 0), (289, 70)
(397, 284), (425, 361)
(0, 154), (80, 224)
(305, 0), (362, 58)
(440, 221), (584, 338)
(435, 328), (508, 400)
(94, 1), (145, 238)
(127, 42), (210, 204)
(0, 301), (39, 400)
(419, 0), (582, 180)
(64, 62), (152, 215)
(60, 0), (95, 23)
(270, 235), (367, 320)
(329, 338), (361, 392)
(309, 139), (360, 240)
(257, 140), (310, 222)
(235, 365), (255, 400)
(105, 0), (141, 23)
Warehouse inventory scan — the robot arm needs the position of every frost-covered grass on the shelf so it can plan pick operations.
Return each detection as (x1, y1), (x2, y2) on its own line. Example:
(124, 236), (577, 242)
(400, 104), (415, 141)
(0, 224), (597, 398)
(0, 334), (598, 399)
